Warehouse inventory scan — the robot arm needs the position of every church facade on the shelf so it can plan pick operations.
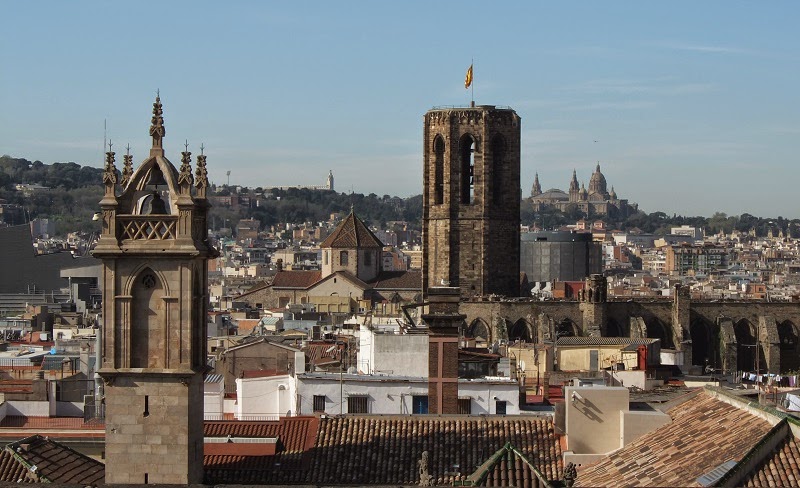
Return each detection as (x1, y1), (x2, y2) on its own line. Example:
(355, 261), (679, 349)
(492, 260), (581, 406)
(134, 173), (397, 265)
(529, 164), (637, 218)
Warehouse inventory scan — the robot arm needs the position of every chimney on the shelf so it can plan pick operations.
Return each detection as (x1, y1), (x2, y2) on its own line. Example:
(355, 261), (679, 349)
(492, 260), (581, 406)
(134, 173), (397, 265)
(422, 286), (464, 414)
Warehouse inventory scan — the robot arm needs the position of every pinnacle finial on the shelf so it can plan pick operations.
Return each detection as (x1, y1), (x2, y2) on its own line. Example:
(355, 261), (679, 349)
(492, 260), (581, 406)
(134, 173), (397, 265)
(149, 92), (166, 155)
(200, 143), (205, 156)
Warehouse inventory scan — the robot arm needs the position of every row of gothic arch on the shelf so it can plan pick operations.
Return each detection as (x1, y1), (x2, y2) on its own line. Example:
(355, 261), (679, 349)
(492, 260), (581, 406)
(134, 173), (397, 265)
(463, 314), (800, 374)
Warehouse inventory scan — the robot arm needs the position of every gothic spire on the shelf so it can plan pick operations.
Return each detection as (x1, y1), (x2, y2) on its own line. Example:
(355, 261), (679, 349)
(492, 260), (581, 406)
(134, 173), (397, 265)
(149, 91), (166, 157)
(531, 172), (542, 197)
(194, 144), (208, 198)
(102, 141), (118, 196)
(121, 144), (133, 188)
(569, 169), (579, 191)
(178, 139), (194, 188)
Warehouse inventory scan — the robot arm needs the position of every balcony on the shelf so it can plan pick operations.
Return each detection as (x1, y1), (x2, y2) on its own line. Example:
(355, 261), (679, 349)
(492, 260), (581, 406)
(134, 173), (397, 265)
(118, 215), (178, 241)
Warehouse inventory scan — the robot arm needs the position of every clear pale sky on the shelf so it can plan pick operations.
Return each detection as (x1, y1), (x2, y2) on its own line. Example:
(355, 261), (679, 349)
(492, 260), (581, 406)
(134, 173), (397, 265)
(2, 1), (799, 218)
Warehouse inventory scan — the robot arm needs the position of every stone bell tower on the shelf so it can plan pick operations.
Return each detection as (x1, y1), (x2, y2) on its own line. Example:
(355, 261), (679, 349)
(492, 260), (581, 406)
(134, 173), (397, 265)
(92, 95), (217, 484)
(422, 105), (521, 298)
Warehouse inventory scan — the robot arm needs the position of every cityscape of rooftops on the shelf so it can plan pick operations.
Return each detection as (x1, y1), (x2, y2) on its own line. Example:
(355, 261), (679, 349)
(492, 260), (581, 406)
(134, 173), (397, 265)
(1, 2), (800, 487)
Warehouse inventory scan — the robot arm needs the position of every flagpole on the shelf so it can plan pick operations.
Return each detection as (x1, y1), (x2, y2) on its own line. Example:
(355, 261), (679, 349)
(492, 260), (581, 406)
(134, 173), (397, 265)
(471, 58), (474, 106)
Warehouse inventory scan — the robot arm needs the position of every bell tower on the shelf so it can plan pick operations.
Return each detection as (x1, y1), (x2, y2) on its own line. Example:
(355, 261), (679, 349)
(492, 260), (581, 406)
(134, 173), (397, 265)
(422, 105), (521, 298)
(92, 95), (217, 484)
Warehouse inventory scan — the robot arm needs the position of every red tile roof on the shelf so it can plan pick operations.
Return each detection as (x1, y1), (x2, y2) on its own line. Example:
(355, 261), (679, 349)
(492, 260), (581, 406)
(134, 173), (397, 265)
(307, 416), (562, 486)
(303, 341), (344, 366)
(204, 416), (319, 485)
(468, 442), (553, 488)
(5, 435), (105, 484)
(370, 270), (422, 290)
(204, 416), (318, 453)
(576, 390), (774, 487)
(0, 450), (29, 483)
(320, 212), (383, 249)
(742, 430), (800, 487)
(271, 270), (322, 289)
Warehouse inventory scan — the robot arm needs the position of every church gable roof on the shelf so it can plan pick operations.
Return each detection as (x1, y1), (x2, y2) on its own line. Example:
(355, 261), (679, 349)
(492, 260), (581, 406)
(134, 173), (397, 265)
(271, 270), (322, 289)
(308, 270), (370, 292)
(320, 211), (383, 249)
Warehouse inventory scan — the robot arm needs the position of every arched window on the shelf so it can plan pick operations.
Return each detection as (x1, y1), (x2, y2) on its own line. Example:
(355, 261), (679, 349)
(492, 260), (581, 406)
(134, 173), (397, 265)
(434, 136), (445, 205)
(130, 269), (163, 368)
(460, 135), (475, 205)
(491, 135), (505, 205)
(340, 251), (348, 266)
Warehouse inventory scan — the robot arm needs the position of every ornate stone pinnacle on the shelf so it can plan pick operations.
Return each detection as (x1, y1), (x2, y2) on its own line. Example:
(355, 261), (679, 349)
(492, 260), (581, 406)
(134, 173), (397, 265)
(149, 93), (166, 149)
(179, 148), (194, 187)
(103, 150), (118, 186)
(121, 144), (133, 188)
(195, 153), (208, 192)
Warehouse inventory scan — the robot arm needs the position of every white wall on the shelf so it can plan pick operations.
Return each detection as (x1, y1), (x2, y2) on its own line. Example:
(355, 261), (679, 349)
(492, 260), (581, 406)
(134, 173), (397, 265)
(458, 380), (520, 415)
(6, 401), (51, 417)
(565, 386), (628, 455)
(204, 379), (225, 419)
(358, 330), (428, 376)
(297, 374), (429, 415)
(235, 374), (296, 420)
(297, 374), (520, 416)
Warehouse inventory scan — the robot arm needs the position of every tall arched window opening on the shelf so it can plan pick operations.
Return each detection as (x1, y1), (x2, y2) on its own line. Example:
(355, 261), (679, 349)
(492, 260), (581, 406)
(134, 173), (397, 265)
(434, 136), (445, 205)
(460, 135), (475, 205)
(492, 135), (505, 205)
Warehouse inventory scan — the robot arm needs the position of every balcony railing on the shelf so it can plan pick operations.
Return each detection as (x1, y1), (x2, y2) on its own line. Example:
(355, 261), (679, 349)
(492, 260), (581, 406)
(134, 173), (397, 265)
(118, 215), (178, 241)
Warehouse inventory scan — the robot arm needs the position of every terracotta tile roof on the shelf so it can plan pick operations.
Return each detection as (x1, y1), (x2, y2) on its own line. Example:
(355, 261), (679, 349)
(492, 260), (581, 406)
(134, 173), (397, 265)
(369, 270), (423, 290)
(204, 416), (319, 485)
(0, 416), (104, 430)
(204, 416), (318, 453)
(742, 430), (800, 487)
(0, 450), (31, 483)
(320, 211), (383, 249)
(576, 391), (774, 487)
(303, 341), (344, 366)
(271, 270), (322, 289)
(5, 435), (105, 484)
(467, 442), (554, 487)
(307, 416), (562, 486)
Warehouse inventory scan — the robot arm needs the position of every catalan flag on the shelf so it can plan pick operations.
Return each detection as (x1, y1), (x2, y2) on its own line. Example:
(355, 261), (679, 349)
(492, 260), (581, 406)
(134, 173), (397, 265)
(464, 63), (473, 89)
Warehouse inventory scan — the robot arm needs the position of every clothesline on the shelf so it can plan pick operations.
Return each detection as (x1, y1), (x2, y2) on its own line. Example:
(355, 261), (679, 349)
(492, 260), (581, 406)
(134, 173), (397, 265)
(741, 371), (798, 387)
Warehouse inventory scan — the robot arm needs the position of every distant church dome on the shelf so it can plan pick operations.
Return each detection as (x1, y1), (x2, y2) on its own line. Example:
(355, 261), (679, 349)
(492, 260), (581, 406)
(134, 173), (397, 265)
(588, 163), (608, 195)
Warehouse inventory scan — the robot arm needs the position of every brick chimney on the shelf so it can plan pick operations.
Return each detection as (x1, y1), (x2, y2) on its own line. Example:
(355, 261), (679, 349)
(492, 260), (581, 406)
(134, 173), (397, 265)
(422, 287), (465, 414)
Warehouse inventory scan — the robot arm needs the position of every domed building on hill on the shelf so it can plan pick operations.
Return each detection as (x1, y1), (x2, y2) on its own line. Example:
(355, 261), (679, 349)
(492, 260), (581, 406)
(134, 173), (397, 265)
(529, 164), (637, 218)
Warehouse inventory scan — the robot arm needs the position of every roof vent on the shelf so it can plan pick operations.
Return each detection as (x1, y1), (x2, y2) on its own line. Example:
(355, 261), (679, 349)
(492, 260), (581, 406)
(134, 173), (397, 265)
(696, 460), (737, 487)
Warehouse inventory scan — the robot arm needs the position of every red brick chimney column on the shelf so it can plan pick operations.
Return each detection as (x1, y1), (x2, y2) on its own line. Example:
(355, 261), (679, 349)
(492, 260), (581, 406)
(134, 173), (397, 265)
(422, 287), (465, 414)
